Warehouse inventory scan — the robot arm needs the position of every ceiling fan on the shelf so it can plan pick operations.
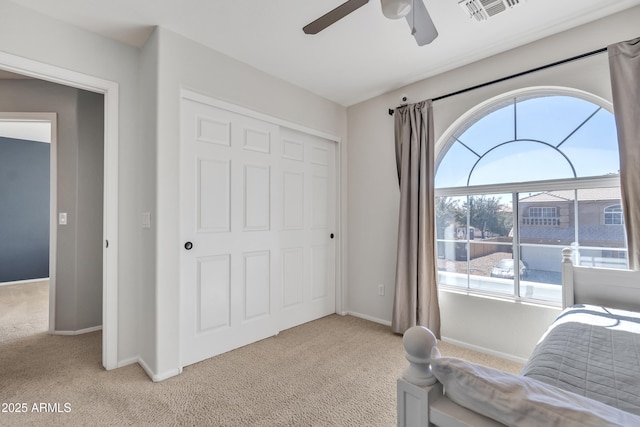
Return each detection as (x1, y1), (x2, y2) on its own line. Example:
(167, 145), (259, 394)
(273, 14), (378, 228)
(303, 0), (438, 46)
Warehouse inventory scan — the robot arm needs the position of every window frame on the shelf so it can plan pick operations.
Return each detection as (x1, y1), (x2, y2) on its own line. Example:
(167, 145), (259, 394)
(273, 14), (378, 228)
(604, 204), (624, 225)
(435, 86), (616, 169)
(529, 207), (557, 218)
(434, 86), (624, 307)
(525, 206), (560, 226)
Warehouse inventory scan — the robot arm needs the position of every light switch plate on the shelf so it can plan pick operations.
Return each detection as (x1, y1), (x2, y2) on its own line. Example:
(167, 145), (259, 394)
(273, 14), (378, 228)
(141, 211), (151, 229)
(59, 212), (67, 225)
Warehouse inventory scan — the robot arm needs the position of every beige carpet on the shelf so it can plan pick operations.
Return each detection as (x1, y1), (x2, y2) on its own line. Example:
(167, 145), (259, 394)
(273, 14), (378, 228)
(0, 284), (522, 427)
(0, 280), (49, 344)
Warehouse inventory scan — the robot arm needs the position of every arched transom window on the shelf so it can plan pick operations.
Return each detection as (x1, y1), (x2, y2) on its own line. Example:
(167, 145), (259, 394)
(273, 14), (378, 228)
(434, 88), (627, 305)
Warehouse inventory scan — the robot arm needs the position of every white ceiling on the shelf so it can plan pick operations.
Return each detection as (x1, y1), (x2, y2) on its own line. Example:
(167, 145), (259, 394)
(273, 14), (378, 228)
(0, 121), (51, 143)
(7, 0), (640, 106)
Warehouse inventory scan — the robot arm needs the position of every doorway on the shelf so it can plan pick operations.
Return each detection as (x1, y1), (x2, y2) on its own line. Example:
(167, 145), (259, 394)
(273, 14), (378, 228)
(0, 91), (104, 336)
(0, 51), (119, 370)
(0, 115), (54, 342)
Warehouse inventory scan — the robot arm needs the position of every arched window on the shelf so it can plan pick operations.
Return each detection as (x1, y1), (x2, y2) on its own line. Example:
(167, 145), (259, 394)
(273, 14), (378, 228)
(435, 88), (627, 305)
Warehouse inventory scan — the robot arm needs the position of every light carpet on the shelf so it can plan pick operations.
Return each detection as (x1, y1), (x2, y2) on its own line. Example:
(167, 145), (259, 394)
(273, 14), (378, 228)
(0, 280), (49, 344)
(0, 283), (522, 426)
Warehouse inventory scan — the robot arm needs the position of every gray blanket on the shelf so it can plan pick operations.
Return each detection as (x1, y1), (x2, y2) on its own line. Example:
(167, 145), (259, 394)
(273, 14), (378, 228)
(521, 304), (640, 416)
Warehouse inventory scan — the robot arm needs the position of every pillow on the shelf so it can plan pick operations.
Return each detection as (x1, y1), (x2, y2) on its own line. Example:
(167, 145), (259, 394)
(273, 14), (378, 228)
(430, 355), (640, 427)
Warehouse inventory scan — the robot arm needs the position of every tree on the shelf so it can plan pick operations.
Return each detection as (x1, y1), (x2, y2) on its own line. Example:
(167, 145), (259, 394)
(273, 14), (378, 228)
(465, 195), (512, 237)
(435, 196), (462, 239)
(435, 195), (512, 240)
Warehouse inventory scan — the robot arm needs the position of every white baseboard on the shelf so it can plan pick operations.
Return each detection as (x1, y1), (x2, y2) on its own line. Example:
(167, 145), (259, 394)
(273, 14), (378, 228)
(117, 356), (139, 368)
(151, 367), (183, 382)
(346, 311), (392, 327)
(344, 312), (526, 363)
(0, 277), (49, 287)
(115, 356), (176, 377)
(137, 357), (155, 381)
(441, 336), (528, 365)
(137, 357), (182, 382)
(53, 325), (103, 336)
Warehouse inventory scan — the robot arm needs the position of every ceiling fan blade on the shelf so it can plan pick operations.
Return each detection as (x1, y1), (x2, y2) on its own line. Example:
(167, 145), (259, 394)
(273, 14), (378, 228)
(405, 0), (438, 46)
(303, 0), (370, 34)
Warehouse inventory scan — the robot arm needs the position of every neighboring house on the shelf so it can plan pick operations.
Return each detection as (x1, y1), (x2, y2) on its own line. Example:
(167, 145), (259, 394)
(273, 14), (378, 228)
(519, 188), (626, 264)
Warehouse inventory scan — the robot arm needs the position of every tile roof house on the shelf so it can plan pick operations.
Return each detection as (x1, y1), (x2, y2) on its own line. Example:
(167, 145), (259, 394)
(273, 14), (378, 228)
(519, 187), (625, 247)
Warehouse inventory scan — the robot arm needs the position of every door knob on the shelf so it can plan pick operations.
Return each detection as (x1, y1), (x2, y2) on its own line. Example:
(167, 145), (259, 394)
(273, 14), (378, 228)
(330, 233), (334, 239)
(184, 241), (193, 250)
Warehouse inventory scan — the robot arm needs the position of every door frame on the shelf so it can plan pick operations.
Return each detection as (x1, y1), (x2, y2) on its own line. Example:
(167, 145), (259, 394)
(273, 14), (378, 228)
(0, 51), (119, 370)
(0, 112), (57, 328)
(179, 89), (345, 343)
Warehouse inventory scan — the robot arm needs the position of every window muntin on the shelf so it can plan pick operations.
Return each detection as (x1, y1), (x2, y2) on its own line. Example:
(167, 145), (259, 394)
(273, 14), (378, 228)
(529, 207), (557, 218)
(604, 204), (624, 225)
(435, 90), (627, 305)
(435, 94), (620, 189)
(558, 110), (620, 177)
(516, 96), (600, 146)
(469, 140), (574, 186)
(436, 194), (515, 297)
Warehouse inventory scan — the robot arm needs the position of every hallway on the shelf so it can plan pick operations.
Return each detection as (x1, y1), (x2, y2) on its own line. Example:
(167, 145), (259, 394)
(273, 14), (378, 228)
(0, 280), (48, 344)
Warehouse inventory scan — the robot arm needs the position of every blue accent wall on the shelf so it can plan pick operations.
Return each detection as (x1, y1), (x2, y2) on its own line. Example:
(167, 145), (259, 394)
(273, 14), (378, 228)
(0, 136), (50, 283)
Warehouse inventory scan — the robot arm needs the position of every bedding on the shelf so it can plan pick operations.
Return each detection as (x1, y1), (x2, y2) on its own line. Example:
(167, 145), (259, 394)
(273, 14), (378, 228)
(521, 304), (640, 416)
(431, 355), (640, 427)
(398, 257), (640, 427)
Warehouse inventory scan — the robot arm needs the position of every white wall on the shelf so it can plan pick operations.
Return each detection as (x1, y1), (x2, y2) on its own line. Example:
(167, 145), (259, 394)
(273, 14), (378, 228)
(4, 0), (637, 373)
(146, 27), (348, 380)
(0, 2), (347, 380)
(346, 6), (640, 361)
(0, 0), (141, 363)
(138, 27), (159, 378)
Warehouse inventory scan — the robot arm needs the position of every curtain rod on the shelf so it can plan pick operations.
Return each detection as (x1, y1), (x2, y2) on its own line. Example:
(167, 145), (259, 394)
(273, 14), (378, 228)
(388, 46), (608, 115)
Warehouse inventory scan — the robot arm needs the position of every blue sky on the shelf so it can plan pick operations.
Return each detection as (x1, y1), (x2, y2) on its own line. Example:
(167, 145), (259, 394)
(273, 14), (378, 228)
(435, 95), (620, 188)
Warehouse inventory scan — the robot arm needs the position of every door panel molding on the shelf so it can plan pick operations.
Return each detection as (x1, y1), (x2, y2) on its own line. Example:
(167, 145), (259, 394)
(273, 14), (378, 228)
(180, 90), (341, 368)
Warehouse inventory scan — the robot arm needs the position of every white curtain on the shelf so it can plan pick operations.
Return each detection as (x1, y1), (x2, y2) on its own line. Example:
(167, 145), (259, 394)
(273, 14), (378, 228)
(609, 36), (640, 269)
(392, 101), (441, 337)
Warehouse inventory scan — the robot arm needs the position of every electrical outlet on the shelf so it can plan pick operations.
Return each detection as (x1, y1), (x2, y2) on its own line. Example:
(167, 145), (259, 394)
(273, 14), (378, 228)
(378, 284), (385, 296)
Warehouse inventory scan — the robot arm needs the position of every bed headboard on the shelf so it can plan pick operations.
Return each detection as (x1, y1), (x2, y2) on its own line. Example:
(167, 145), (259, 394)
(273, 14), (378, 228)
(562, 248), (640, 312)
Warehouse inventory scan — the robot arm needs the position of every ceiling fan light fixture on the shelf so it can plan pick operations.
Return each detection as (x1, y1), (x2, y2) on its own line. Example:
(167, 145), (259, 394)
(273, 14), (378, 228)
(381, 0), (412, 19)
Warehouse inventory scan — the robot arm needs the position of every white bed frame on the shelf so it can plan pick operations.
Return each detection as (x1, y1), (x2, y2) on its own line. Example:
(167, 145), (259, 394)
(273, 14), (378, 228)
(397, 248), (640, 427)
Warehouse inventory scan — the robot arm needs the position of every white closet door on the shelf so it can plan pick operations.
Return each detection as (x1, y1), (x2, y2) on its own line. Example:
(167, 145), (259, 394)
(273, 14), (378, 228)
(180, 95), (337, 367)
(279, 128), (336, 331)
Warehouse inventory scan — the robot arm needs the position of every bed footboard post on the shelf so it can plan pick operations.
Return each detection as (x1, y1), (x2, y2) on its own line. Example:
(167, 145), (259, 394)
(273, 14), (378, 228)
(397, 378), (442, 427)
(562, 247), (575, 308)
(397, 326), (439, 427)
